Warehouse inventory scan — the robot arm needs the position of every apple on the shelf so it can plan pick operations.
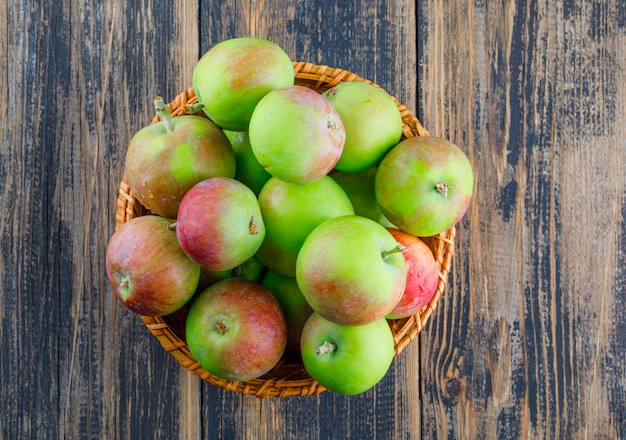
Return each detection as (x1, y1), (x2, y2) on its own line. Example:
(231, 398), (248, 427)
(105, 215), (200, 316)
(295, 215), (407, 326)
(262, 270), (314, 353)
(323, 81), (403, 172)
(124, 97), (236, 219)
(175, 177), (265, 271)
(197, 255), (266, 293)
(248, 85), (345, 183)
(192, 37), (294, 131)
(385, 228), (440, 319)
(329, 167), (394, 227)
(300, 313), (395, 395)
(375, 136), (474, 237)
(224, 130), (272, 196)
(186, 278), (288, 382)
(256, 175), (354, 277)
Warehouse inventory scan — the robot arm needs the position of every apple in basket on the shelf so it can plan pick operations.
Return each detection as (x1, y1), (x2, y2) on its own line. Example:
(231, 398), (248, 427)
(192, 37), (295, 132)
(255, 175), (355, 277)
(329, 167), (395, 227)
(385, 227), (440, 319)
(375, 135), (474, 237)
(124, 97), (236, 220)
(106, 215), (200, 316)
(323, 81), (403, 173)
(223, 130), (272, 196)
(175, 177), (265, 271)
(248, 85), (346, 184)
(186, 277), (288, 382)
(262, 270), (314, 353)
(300, 313), (395, 395)
(295, 215), (407, 326)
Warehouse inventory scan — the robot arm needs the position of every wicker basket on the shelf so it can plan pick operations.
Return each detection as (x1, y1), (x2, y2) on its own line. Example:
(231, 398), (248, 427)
(115, 61), (455, 398)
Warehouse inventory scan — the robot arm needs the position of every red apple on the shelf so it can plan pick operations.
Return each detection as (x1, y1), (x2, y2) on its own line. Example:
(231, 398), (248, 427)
(248, 85), (345, 183)
(185, 278), (288, 382)
(105, 215), (200, 316)
(175, 177), (265, 271)
(124, 97), (236, 219)
(385, 228), (440, 319)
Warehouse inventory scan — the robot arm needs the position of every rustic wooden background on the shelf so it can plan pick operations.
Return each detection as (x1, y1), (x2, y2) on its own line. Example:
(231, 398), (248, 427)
(1, 0), (624, 439)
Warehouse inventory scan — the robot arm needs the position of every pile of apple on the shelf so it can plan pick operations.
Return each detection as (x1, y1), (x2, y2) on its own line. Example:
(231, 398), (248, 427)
(106, 37), (474, 395)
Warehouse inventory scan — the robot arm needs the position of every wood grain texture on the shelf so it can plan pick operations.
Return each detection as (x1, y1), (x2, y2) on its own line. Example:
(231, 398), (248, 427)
(418, 0), (626, 438)
(1, 0), (625, 439)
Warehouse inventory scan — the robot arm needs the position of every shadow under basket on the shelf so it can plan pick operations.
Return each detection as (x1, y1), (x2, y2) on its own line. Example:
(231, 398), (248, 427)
(115, 61), (456, 398)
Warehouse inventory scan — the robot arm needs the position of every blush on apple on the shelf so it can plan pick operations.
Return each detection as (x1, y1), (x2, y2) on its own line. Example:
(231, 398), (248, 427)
(249, 85), (345, 183)
(385, 227), (440, 319)
(105, 215), (200, 316)
(186, 278), (287, 382)
(375, 135), (474, 237)
(175, 177), (265, 271)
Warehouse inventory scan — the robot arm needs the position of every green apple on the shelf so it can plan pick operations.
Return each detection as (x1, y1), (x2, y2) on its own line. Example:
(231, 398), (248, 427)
(124, 97), (236, 219)
(249, 85), (345, 183)
(375, 136), (474, 237)
(186, 278), (287, 382)
(223, 130), (272, 196)
(323, 81), (403, 172)
(262, 270), (314, 353)
(295, 215), (407, 326)
(329, 167), (395, 227)
(256, 175), (354, 276)
(300, 313), (395, 395)
(192, 37), (294, 131)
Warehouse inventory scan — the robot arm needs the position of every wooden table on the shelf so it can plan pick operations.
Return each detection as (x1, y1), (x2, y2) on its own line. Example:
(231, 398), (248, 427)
(2, 1), (625, 438)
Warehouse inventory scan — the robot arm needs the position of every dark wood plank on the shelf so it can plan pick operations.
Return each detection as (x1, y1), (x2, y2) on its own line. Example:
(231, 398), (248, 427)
(0, 0), (200, 438)
(417, 0), (626, 438)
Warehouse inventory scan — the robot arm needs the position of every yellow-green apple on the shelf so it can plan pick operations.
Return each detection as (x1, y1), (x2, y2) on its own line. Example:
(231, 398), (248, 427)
(256, 175), (354, 277)
(323, 81), (403, 172)
(192, 37), (294, 131)
(124, 97), (236, 219)
(262, 270), (314, 353)
(295, 215), (407, 326)
(385, 228), (440, 319)
(248, 85), (345, 183)
(175, 177), (265, 271)
(105, 215), (200, 316)
(375, 136), (474, 237)
(329, 167), (394, 227)
(186, 278), (287, 382)
(224, 130), (272, 196)
(300, 313), (395, 395)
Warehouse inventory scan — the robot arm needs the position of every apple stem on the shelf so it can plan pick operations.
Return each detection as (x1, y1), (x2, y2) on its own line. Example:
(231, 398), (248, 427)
(381, 243), (408, 260)
(435, 181), (449, 199)
(154, 96), (174, 133)
(316, 341), (337, 355)
(185, 102), (205, 114)
(167, 222), (177, 231)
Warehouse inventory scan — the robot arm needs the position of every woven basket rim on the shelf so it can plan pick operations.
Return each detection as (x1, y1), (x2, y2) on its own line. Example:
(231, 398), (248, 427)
(114, 61), (455, 398)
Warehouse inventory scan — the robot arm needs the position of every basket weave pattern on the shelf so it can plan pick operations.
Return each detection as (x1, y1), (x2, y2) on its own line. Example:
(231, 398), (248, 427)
(115, 62), (455, 398)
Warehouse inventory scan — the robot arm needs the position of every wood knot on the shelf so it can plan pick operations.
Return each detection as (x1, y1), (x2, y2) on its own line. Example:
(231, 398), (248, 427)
(445, 378), (463, 398)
